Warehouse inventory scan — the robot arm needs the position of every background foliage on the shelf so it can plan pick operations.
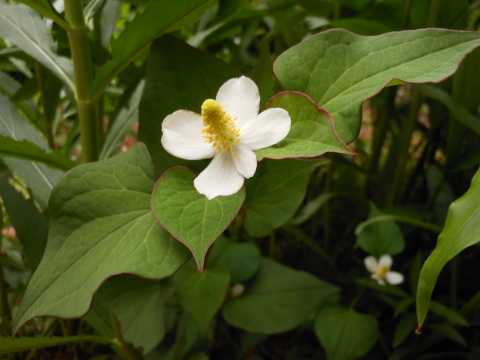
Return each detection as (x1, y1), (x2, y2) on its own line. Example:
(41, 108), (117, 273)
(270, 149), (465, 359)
(1, 0), (480, 359)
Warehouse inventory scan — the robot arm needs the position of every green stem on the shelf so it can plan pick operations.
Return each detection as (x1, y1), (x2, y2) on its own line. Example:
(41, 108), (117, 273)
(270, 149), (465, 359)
(354, 215), (443, 235)
(64, 0), (98, 163)
(427, 0), (442, 27)
(385, 90), (422, 206)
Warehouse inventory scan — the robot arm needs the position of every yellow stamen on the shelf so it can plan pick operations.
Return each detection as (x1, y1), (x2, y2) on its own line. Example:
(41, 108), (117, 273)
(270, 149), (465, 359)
(376, 265), (390, 280)
(201, 99), (240, 152)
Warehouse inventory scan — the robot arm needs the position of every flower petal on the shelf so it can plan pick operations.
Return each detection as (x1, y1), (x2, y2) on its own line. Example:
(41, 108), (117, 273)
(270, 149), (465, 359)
(194, 152), (244, 200)
(378, 255), (393, 268)
(364, 256), (378, 273)
(240, 108), (291, 150)
(371, 274), (385, 286)
(386, 271), (404, 285)
(216, 76), (260, 128)
(161, 110), (216, 160)
(231, 144), (257, 178)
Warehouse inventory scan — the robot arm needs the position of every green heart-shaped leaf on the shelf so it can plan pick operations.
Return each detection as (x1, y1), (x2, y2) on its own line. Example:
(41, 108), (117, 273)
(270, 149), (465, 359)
(13, 144), (190, 333)
(256, 92), (355, 160)
(274, 29), (480, 143)
(151, 167), (245, 270)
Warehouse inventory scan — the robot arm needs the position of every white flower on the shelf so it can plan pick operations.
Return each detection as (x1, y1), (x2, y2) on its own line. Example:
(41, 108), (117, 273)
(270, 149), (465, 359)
(161, 76), (291, 200)
(364, 255), (404, 286)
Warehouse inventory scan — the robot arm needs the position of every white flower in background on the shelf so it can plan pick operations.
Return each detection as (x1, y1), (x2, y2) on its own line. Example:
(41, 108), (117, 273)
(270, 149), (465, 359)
(161, 76), (291, 200)
(364, 255), (404, 286)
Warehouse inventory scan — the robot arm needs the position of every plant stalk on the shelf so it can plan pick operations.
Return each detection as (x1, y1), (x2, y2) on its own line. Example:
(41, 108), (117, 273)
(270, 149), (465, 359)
(64, 0), (99, 163)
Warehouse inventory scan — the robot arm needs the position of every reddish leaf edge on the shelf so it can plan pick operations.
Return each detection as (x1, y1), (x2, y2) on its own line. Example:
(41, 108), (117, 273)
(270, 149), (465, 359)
(272, 28), (480, 144)
(264, 90), (357, 158)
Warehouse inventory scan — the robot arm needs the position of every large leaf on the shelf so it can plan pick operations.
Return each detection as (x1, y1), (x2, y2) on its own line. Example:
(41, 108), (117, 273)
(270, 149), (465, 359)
(356, 203), (405, 257)
(0, 178), (47, 268)
(13, 144), (190, 333)
(151, 167), (245, 270)
(0, 94), (64, 208)
(0, 1), (74, 90)
(257, 92), (355, 159)
(0, 135), (75, 170)
(138, 34), (239, 175)
(222, 258), (339, 334)
(274, 29), (480, 143)
(175, 265), (230, 332)
(91, 0), (216, 99)
(314, 304), (379, 360)
(244, 159), (319, 237)
(417, 168), (480, 330)
(88, 275), (176, 354)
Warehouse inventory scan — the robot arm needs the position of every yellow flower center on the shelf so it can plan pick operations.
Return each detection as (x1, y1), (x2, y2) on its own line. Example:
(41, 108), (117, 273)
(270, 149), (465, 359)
(201, 99), (240, 152)
(376, 265), (390, 280)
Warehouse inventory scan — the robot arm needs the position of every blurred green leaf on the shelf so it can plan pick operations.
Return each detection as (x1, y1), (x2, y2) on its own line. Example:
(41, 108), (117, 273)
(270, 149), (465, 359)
(244, 159), (319, 237)
(393, 313), (416, 348)
(427, 324), (467, 347)
(274, 29), (480, 143)
(418, 84), (480, 135)
(13, 144), (190, 333)
(429, 301), (469, 327)
(0, 135), (75, 170)
(223, 258), (339, 334)
(138, 34), (238, 175)
(89, 275), (176, 354)
(357, 203), (405, 257)
(0, 336), (109, 355)
(100, 80), (144, 160)
(92, 0), (216, 100)
(207, 237), (261, 283)
(151, 167), (245, 270)
(11, 0), (69, 29)
(0, 1), (74, 90)
(417, 168), (480, 329)
(0, 178), (47, 268)
(175, 265), (230, 332)
(0, 94), (64, 208)
(314, 304), (378, 360)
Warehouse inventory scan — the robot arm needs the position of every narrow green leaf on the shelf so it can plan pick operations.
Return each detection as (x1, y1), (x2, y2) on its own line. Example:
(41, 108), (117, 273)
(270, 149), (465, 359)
(0, 94), (64, 208)
(418, 84), (480, 135)
(223, 258), (339, 334)
(274, 29), (480, 143)
(100, 80), (144, 160)
(0, 135), (75, 170)
(314, 304), (379, 360)
(0, 336), (110, 354)
(175, 265), (230, 332)
(429, 301), (469, 327)
(207, 237), (261, 282)
(12, 0), (69, 29)
(393, 313), (416, 348)
(357, 203), (405, 257)
(0, 1), (74, 90)
(417, 168), (480, 330)
(13, 144), (190, 334)
(151, 167), (245, 270)
(257, 92), (355, 160)
(0, 178), (47, 268)
(92, 0), (216, 100)
(244, 159), (319, 237)
(138, 34), (238, 175)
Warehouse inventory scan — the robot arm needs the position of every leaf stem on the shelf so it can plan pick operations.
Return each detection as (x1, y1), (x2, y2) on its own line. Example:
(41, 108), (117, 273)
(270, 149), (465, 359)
(64, 0), (99, 163)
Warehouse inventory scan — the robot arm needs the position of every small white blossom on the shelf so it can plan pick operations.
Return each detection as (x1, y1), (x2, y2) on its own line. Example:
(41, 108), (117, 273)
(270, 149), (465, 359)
(161, 76), (291, 200)
(364, 255), (404, 286)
